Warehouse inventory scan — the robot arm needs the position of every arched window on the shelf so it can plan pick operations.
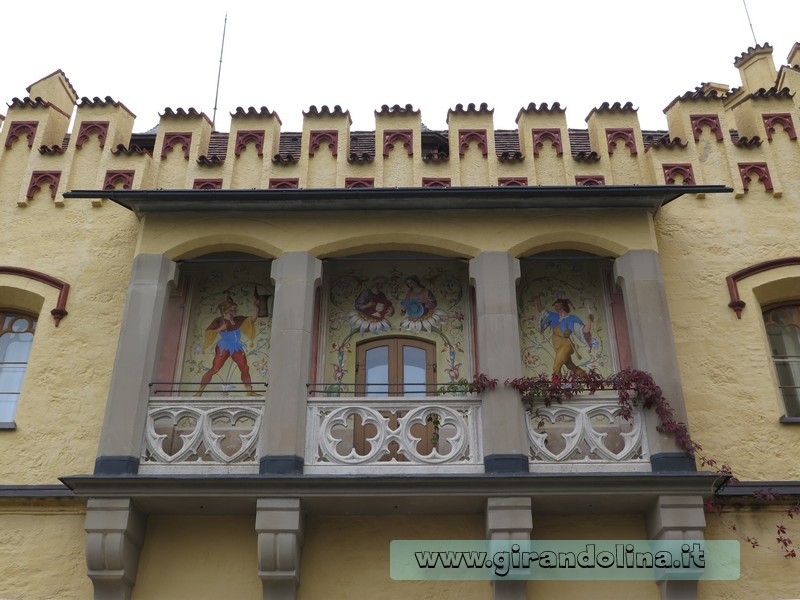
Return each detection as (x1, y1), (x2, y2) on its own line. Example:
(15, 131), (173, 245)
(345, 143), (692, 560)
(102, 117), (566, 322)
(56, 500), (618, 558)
(356, 337), (436, 396)
(763, 304), (800, 417)
(0, 311), (37, 426)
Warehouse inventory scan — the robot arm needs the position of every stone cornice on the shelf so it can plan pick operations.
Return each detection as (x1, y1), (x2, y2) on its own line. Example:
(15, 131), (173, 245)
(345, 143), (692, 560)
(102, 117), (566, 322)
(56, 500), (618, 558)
(62, 471), (722, 501)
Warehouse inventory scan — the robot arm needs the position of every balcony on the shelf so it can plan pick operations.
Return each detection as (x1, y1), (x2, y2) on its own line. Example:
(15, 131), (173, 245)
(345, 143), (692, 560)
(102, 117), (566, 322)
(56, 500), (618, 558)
(525, 391), (650, 472)
(139, 382), (267, 474)
(138, 381), (649, 475)
(305, 383), (483, 473)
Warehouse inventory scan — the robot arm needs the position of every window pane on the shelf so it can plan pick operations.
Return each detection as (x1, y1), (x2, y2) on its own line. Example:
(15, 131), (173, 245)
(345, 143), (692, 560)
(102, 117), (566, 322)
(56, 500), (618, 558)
(764, 306), (800, 417)
(365, 346), (389, 396)
(0, 313), (36, 423)
(403, 345), (427, 396)
(0, 363), (25, 421)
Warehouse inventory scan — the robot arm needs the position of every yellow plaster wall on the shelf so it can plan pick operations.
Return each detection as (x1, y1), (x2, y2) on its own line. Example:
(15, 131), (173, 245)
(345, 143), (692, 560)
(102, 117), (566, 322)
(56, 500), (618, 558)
(0, 500), (90, 599)
(657, 185), (800, 480)
(516, 110), (570, 185)
(376, 111), (421, 187)
(0, 121), (139, 481)
(528, 513), (659, 600)
(299, 515), (490, 600)
(132, 515), (261, 600)
(225, 115), (281, 189)
(138, 210), (657, 261)
(701, 506), (800, 600)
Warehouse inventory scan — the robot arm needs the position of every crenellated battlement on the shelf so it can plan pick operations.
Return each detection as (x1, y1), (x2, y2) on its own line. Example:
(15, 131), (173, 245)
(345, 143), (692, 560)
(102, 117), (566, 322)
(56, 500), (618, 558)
(1, 43), (798, 206)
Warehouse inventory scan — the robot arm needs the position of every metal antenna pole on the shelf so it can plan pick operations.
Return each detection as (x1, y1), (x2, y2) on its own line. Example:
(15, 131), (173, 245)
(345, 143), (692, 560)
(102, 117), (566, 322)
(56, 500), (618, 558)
(211, 13), (228, 132)
(742, 0), (758, 46)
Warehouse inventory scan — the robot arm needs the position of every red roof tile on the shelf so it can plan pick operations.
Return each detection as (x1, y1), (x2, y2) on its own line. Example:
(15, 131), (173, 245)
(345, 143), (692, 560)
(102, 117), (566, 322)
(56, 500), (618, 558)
(515, 102), (565, 123)
(348, 152), (373, 164)
(498, 151), (524, 163)
(39, 144), (64, 155)
(110, 143), (152, 157)
(8, 96), (52, 110)
(572, 151), (600, 162)
(568, 129), (591, 154)
(159, 107), (212, 124)
(272, 154), (299, 165)
(734, 43), (773, 68)
(495, 130), (520, 157)
(303, 105), (352, 124)
(375, 104), (419, 116)
(422, 150), (449, 163)
(121, 125), (718, 167)
(230, 106), (281, 124)
(349, 131), (374, 157)
(585, 101), (637, 120)
(207, 132), (228, 156)
(646, 134), (689, 151)
(197, 155), (224, 166)
(749, 86), (795, 100)
(447, 103), (493, 122)
(450, 102), (493, 114)
(78, 96), (135, 116)
(732, 135), (762, 147)
(26, 69), (78, 99)
(663, 86), (726, 112)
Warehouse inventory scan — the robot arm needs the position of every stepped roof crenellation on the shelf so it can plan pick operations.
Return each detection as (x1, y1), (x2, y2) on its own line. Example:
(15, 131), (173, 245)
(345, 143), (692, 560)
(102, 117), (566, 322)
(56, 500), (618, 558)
(734, 42), (774, 67)
(230, 106), (281, 122)
(585, 101), (637, 121)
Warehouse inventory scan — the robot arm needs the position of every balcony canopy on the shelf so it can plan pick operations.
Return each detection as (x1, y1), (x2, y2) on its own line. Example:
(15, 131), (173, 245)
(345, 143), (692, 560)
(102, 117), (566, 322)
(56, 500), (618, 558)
(65, 185), (731, 217)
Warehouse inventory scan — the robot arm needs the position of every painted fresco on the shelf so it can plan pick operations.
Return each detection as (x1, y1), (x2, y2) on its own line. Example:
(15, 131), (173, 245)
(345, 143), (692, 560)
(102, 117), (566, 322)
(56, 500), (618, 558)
(180, 263), (273, 394)
(518, 260), (616, 378)
(324, 261), (470, 394)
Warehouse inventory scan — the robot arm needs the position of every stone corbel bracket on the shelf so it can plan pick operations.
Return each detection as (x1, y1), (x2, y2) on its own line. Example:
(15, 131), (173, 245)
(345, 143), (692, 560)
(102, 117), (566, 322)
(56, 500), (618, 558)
(256, 498), (304, 599)
(85, 498), (146, 600)
(726, 257), (800, 318)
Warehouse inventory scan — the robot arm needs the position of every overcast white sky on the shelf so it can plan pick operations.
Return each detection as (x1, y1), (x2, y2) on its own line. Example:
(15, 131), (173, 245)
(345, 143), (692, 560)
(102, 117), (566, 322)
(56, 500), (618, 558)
(2, 1), (798, 133)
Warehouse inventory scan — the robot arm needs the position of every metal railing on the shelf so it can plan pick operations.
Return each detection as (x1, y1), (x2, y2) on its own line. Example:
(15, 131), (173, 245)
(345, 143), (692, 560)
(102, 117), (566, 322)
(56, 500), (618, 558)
(306, 381), (478, 397)
(149, 381), (268, 396)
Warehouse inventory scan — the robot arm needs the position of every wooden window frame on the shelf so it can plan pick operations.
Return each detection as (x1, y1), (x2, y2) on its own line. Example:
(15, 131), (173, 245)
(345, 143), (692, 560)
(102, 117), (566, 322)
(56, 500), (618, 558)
(355, 336), (436, 396)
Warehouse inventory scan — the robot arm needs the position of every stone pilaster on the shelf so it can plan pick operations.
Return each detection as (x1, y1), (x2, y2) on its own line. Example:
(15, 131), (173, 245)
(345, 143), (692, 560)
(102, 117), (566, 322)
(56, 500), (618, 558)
(85, 498), (146, 600)
(613, 249), (694, 471)
(486, 497), (532, 600)
(469, 252), (529, 473)
(95, 254), (177, 474)
(646, 495), (706, 600)
(259, 252), (322, 473)
(256, 498), (304, 600)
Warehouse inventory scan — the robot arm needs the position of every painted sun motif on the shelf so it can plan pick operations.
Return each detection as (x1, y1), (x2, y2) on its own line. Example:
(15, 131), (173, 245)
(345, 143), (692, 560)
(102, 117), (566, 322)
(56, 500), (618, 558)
(398, 275), (447, 333)
(348, 277), (395, 334)
(348, 311), (393, 334)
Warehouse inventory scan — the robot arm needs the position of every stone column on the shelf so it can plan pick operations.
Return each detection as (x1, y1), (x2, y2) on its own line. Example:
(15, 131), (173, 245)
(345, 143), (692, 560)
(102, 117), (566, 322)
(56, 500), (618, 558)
(469, 252), (529, 472)
(259, 252), (322, 474)
(85, 498), (146, 600)
(256, 498), (304, 600)
(646, 495), (706, 600)
(95, 254), (177, 474)
(613, 250), (694, 471)
(486, 497), (532, 600)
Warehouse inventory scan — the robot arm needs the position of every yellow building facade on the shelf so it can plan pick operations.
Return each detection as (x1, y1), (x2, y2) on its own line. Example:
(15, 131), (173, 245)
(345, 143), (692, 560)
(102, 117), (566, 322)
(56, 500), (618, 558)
(0, 42), (799, 599)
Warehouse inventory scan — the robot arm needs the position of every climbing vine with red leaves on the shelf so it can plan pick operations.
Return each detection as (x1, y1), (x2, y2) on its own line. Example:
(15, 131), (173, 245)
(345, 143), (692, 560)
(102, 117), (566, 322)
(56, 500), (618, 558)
(505, 368), (798, 559)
